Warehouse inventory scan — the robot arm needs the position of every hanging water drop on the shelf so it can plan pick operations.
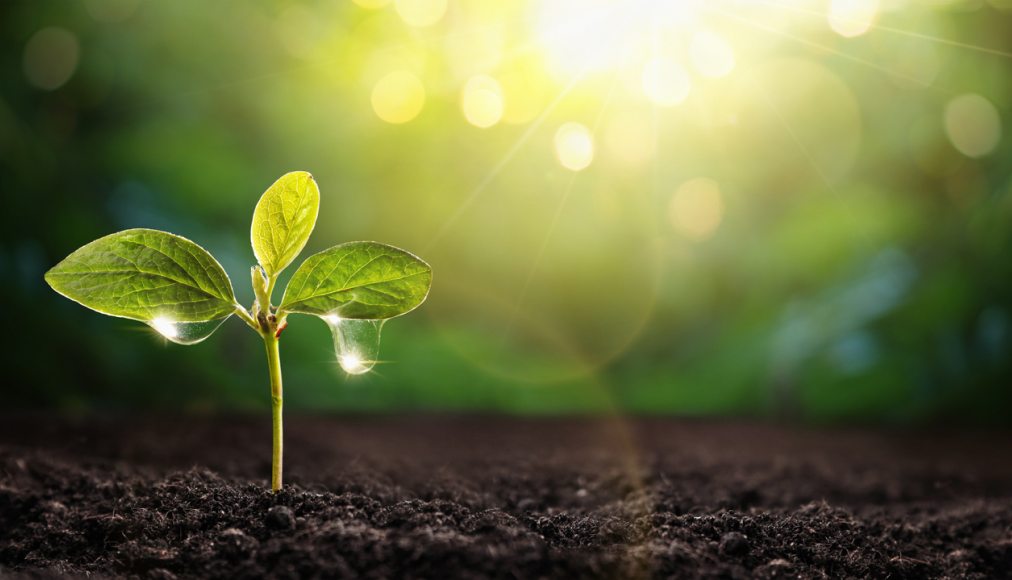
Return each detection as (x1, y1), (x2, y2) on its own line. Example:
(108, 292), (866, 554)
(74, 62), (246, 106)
(339, 352), (368, 374)
(146, 315), (231, 345)
(150, 317), (178, 339)
(322, 314), (383, 375)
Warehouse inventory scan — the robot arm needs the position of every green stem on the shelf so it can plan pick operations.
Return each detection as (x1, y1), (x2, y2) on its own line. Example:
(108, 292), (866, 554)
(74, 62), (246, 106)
(265, 275), (277, 303)
(264, 334), (283, 491)
(234, 304), (259, 331)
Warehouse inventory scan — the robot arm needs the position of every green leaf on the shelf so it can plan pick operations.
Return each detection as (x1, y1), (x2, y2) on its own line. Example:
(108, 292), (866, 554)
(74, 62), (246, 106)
(251, 171), (320, 279)
(44, 228), (237, 323)
(279, 241), (432, 319)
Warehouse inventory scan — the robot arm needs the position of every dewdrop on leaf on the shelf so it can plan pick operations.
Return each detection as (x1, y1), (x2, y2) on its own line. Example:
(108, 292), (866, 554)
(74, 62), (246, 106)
(322, 316), (383, 375)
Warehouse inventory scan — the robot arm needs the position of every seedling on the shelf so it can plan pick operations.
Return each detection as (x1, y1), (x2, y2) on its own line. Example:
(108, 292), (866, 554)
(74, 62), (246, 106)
(45, 171), (432, 491)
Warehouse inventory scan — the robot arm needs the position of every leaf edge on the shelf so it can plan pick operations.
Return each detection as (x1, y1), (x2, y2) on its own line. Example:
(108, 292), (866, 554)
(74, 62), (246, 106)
(44, 227), (239, 325)
(277, 240), (433, 321)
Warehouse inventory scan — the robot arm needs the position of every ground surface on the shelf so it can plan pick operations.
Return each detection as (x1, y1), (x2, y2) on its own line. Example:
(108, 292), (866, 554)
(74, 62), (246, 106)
(0, 415), (1010, 579)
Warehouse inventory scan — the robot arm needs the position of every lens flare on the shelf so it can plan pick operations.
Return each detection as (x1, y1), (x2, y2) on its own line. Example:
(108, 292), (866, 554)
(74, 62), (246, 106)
(828, 0), (881, 38)
(554, 122), (595, 171)
(23, 27), (79, 90)
(462, 75), (504, 129)
(371, 71), (426, 124)
(535, 0), (706, 77)
(339, 352), (371, 374)
(945, 93), (1002, 158)
(641, 58), (691, 107)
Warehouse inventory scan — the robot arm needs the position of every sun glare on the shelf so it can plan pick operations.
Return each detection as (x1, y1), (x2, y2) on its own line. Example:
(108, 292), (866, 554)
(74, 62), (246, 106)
(690, 31), (735, 78)
(339, 352), (370, 374)
(150, 317), (179, 340)
(642, 57), (692, 106)
(535, 0), (708, 77)
(554, 122), (595, 171)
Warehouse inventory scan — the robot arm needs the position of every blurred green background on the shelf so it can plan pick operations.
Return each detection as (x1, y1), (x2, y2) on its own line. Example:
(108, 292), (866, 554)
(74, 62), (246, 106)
(3, 0), (1011, 422)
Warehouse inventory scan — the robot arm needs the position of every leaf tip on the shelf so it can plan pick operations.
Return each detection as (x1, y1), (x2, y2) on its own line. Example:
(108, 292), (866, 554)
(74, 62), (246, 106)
(43, 261), (66, 292)
(284, 169), (315, 183)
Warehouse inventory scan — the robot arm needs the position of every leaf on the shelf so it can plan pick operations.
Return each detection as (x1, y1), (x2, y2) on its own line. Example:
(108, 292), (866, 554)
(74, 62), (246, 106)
(279, 241), (432, 319)
(251, 171), (320, 279)
(44, 228), (237, 323)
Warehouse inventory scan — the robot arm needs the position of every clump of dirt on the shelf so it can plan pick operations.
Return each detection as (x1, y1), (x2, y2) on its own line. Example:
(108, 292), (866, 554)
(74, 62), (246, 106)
(0, 415), (1009, 578)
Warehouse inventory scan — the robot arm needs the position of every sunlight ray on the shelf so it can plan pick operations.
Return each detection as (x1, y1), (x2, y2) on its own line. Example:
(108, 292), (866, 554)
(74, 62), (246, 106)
(421, 69), (587, 252)
(705, 5), (953, 94)
(423, 5), (633, 251)
(740, 0), (1012, 60)
(499, 69), (623, 343)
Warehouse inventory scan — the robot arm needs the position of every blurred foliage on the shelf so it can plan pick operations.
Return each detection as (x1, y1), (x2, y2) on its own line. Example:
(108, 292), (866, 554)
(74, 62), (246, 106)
(2, 0), (1011, 423)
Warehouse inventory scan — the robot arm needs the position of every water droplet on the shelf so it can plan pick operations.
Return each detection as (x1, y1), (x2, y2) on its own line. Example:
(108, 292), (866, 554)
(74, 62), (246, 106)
(339, 352), (369, 374)
(147, 316), (230, 345)
(322, 315), (383, 375)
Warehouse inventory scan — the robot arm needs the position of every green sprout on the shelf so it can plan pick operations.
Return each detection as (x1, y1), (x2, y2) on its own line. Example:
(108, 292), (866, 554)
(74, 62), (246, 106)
(44, 171), (432, 491)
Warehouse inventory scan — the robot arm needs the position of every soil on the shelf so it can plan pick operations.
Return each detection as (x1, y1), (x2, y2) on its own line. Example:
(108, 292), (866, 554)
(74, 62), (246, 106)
(0, 415), (1010, 579)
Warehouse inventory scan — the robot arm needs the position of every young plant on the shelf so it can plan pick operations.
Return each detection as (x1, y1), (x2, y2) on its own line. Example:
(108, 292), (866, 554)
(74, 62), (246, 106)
(44, 171), (432, 491)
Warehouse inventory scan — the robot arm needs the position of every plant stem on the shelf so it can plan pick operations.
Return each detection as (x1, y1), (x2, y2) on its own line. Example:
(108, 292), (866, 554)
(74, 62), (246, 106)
(264, 334), (284, 492)
(234, 304), (259, 331)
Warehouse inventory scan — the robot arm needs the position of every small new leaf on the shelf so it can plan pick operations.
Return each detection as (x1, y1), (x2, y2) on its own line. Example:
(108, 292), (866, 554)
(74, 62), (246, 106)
(44, 228), (237, 323)
(279, 242), (431, 319)
(251, 171), (320, 279)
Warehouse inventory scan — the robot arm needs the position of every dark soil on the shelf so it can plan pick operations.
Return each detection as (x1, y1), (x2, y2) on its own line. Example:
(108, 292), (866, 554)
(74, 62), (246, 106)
(1, 415), (1010, 579)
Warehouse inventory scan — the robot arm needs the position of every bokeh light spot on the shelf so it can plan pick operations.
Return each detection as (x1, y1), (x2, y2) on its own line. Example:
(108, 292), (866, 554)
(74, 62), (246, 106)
(23, 27), (79, 91)
(554, 122), (595, 171)
(945, 93), (1002, 158)
(395, 0), (447, 27)
(462, 75), (504, 129)
(641, 58), (691, 107)
(371, 71), (426, 124)
(828, 0), (880, 38)
(690, 31), (735, 78)
(668, 178), (724, 241)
